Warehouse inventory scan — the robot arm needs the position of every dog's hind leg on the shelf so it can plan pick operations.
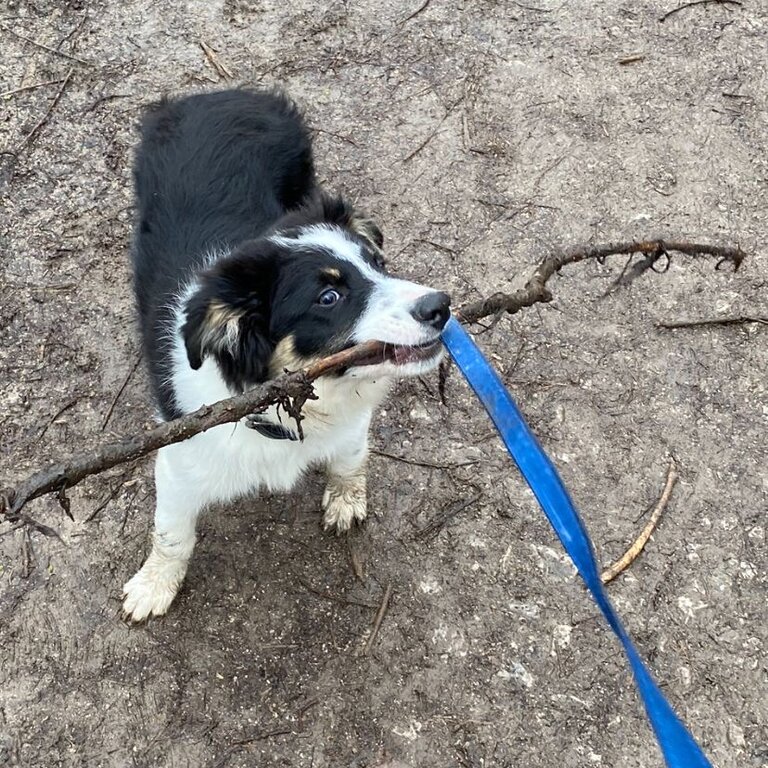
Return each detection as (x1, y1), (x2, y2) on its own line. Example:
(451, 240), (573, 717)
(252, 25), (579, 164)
(322, 427), (369, 534)
(122, 444), (207, 622)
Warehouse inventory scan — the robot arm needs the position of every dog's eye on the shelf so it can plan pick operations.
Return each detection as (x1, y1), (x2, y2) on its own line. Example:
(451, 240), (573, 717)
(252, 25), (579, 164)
(317, 288), (341, 306)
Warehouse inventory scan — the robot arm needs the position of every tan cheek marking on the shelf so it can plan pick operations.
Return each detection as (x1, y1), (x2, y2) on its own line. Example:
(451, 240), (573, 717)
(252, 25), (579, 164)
(350, 216), (384, 257)
(204, 301), (244, 350)
(207, 300), (242, 328)
(268, 334), (319, 377)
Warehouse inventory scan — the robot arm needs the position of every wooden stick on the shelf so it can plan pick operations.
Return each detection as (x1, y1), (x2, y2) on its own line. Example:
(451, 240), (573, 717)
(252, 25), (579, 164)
(14, 68), (74, 154)
(200, 41), (234, 79)
(0, 341), (385, 525)
(0, 78), (66, 98)
(657, 315), (767, 330)
(0, 238), (742, 533)
(456, 240), (744, 324)
(601, 458), (679, 584)
(364, 583), (393, 654)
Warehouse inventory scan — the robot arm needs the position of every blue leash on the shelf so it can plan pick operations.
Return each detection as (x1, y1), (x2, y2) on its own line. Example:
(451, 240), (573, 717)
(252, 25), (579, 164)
(441, 316), (713, 768)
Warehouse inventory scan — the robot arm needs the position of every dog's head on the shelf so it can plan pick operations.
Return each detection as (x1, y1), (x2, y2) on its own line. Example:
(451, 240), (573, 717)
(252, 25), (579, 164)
(181, 195), (450, 391)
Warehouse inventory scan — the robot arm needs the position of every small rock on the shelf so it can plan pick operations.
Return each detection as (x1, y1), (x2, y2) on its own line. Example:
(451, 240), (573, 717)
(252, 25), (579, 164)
(727, 722), (746, 749)
(552, 624), (572, 650)
(497, 661), (534, 688)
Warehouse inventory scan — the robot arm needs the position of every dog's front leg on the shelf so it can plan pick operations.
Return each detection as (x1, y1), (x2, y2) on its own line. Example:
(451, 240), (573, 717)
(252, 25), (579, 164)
(322, 430), (369, 534)
(122, 445), (205, 621)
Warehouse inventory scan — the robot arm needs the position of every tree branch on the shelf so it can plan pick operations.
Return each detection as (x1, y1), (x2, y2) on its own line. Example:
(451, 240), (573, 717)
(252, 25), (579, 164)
(0, 239), (745, 534)
(455, 239), (744, 323)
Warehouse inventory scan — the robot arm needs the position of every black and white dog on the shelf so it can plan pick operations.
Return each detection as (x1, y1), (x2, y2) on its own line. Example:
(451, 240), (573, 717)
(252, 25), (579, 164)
(122, 89), (450, 621)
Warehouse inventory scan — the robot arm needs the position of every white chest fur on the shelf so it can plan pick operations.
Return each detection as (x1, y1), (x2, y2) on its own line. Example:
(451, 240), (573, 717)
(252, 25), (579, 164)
(167, 332), (391, 497)
(122, 333), (391, 622)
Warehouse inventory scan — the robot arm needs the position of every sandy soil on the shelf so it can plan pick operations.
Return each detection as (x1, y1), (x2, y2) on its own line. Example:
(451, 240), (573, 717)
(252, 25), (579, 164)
(1, 1), (766, 766)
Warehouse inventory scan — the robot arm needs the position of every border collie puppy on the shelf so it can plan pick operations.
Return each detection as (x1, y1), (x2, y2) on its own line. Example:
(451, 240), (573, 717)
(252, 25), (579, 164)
(122, 89), (450, 621)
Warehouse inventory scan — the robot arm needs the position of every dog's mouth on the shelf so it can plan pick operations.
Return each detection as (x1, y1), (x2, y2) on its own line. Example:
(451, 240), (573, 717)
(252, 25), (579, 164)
(350, 339), (443, 368)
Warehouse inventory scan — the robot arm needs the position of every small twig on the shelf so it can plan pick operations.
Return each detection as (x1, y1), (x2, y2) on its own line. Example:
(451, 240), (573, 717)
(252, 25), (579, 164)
(415, 491), (483, 540)
(101, 352), (143, 430)
(309, 125), (360, 148)
(209, 729), (291, 768)
(84, 472), (137, 523)
(0, 522), (26, 539)
(3, 28), (93, 66)
(601, 458), (679, 584)
(57, 13), (89, 51)
(297, 579), (378, 609)
(14, 68), (74, 154)
(21, 528), (33, 578)
(604, 246), (669, 295)
(83, 487), (120, 524)
(618, 54), (646, 65)
(415, 238), (457, 256)
(399, 0), (431, 24)
(200, 41), (234, 79)
(348, 543), (365, 582)
(438, 358), (451, 405)
(660, 0), (742, 22)
(370, 448), (478, 471)
(402, 98), (461, 162)
(84, 93), (131, 113)
(0, 78), (66, 98)
(56, 485), (73, 521)
(364, 583), (393, 655)
(1, 282), (77, 292)
(0, 501), (63, 542)
(297, 699), (319, 730)
(512, 1), (555, 10)
(36, 397), (79, 442)
(657, 315), (768, 329)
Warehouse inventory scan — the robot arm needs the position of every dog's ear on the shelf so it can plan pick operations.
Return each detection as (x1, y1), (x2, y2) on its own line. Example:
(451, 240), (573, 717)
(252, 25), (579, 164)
(279, 193), (385, 254)
(317, 195), (384, 253)
(349, 215), (384, 252)
(181, 244), (278, 387)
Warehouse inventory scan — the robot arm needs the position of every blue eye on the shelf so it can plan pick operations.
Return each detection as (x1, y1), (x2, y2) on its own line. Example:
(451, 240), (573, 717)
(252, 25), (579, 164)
(318, 288), (341, 306)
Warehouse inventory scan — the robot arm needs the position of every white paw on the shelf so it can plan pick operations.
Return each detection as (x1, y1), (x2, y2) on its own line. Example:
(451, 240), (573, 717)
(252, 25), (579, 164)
(122, 550), (188, 622)
(322, 476), (367, 534)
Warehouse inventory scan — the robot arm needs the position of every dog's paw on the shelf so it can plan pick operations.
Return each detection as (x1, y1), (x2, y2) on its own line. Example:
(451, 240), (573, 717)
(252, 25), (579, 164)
(322, 475), (367, 534)
(122, 552), (188, 622)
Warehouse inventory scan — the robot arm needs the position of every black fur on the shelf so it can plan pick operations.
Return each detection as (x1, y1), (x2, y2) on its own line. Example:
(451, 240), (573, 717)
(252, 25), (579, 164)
(180, 243), (278, 380)
(131, 89), (384, 419)
(179, 234), (381, 393)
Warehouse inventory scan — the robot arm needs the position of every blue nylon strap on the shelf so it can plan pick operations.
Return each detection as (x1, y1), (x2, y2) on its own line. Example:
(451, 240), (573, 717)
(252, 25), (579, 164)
(441, 316), (713, 768)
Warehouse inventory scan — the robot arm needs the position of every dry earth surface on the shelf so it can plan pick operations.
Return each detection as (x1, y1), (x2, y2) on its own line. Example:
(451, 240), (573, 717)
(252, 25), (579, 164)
(1, 0), (766, 766)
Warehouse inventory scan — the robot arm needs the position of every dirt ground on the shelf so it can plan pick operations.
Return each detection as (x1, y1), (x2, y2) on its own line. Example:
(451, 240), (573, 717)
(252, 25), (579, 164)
(1, 1), (766, 766)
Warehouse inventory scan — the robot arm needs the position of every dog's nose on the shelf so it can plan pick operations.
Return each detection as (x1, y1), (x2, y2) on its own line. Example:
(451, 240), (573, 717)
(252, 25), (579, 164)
(410, 291), (451, 331)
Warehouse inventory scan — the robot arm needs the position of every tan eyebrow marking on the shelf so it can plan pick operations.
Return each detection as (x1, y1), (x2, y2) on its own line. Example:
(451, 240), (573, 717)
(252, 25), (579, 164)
(321, 268), (342, 280)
